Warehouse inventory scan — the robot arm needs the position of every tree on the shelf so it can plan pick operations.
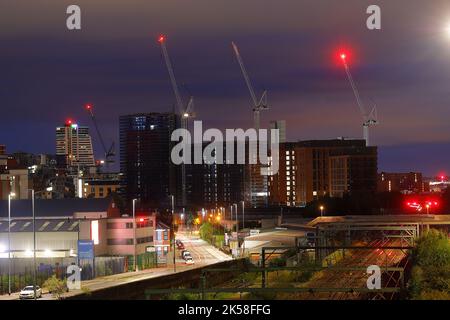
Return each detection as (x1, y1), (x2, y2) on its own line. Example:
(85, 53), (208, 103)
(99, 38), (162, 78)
(199, 222), (213, 242)
(42, 275), (67, 300)
(408, 229), (450, 299)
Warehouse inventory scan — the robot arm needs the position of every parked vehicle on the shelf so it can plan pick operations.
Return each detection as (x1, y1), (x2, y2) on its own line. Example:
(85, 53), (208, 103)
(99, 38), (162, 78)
(19, 286), (42, 299)
(176, 241), (185, 250)
(185, 257), (195, 265)
(181, 250), (192, 259)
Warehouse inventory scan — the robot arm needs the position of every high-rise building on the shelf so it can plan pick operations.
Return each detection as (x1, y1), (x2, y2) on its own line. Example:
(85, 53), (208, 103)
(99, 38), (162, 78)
(269, 139), (377, 206)
(189, 142), (246, 209)
(56, 121), (95, 169)
(270, 120), (286, 143)
(329, 147), (378, 198)
(120, 113), (178, 208)
(0, 145), (5, 156)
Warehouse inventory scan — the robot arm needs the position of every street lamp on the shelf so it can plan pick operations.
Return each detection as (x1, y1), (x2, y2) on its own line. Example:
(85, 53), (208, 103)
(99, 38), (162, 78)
(319, 205), (324, 217)
(8, 192), (15, 296)
(30, 189), (37, 300)
(241, 201), (245, 230)
(233, 203), (238, 231)
(169, 195), (176, 273)
(132, 198), (137, 272)
(426, 203), (430, 215)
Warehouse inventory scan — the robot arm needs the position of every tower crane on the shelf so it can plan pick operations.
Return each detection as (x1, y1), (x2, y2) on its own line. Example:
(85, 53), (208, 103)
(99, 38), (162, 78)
(84, 104), (115, 170)
(231, 41), (268, 131)
(340, 53), (378, 146)
(158, 34), (194, 206)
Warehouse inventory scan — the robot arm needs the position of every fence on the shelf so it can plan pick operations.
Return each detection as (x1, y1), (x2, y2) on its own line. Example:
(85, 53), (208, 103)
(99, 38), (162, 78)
(0, 256), (127, 294)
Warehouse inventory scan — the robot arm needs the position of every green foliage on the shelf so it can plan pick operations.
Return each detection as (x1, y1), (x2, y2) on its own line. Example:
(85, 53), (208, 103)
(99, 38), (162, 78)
(42, 275), (67, 299)
(408, 230), (450, 300)
(166, 292), (200, 300)
(412, 229), (450, 267)
(199, 222), (213, 242)
(268, 257), (286, 267)
(214, 235), (225, 248)
(81, 286), (92, 296)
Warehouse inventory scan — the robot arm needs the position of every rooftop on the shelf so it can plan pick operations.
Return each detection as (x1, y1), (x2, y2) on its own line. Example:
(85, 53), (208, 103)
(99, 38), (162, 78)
(0, 198), (112, 219)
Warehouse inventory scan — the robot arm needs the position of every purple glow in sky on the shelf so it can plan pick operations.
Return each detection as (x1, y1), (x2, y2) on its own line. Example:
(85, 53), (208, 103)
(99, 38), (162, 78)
(1, 0), (450, 175)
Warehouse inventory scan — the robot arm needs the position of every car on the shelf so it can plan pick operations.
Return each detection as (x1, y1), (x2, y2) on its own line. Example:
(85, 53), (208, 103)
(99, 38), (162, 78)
(19, 285), (42, 299)
(176, 240), (185, 249)
(181, 250), (191, 259)
(185, 257), (195, 265)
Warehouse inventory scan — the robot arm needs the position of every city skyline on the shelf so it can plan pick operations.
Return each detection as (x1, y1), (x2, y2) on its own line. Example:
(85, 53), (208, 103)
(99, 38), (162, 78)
(2, 0), (450, 176)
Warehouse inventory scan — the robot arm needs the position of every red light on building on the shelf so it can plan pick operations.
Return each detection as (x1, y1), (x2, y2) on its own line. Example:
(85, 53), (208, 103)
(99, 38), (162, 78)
(340, 53), (347, 60)
(85, 104), (92, 110)
(139, 218), (144, 222)
(66, 119), (73, 125)
(158, 35), (165, 43)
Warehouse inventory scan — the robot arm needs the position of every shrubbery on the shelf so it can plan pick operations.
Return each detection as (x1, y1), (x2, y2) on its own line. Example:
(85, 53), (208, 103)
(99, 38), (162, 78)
(408, 229), (450, 300)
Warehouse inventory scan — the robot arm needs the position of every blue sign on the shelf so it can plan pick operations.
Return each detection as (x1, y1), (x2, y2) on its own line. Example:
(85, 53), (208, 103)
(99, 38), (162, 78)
(78, 240), (94, 260)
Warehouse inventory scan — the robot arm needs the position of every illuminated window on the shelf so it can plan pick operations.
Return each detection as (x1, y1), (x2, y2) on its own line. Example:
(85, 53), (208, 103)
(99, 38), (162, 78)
(91, 220), (100, 245)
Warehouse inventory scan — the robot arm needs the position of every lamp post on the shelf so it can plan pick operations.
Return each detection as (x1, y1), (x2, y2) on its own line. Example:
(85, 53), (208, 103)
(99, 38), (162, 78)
(8, 192), (15, 296)
(426, 204), (430, 215)
(241, 201), (245, 230)
(233, 203), (238, 231)
(170, 195), (176, 273)
(319, 205), (324, 217)
(132, 198), (137, 272)
(30, 189), (37, 300)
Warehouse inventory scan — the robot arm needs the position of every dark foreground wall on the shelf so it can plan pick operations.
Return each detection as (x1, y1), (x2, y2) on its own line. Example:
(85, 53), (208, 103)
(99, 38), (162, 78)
(67, 258), (247, 300)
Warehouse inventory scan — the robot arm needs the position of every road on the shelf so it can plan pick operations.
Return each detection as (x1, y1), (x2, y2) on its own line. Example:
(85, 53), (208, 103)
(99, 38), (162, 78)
(0, 229), (231, 300)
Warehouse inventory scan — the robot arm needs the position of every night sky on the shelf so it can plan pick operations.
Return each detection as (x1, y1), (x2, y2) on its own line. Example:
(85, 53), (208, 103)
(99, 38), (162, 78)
(1, 0), (450, 176)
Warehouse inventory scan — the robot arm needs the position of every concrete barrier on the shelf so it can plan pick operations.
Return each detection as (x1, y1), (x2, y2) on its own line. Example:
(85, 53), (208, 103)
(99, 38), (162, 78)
(66, 258), (247, 300)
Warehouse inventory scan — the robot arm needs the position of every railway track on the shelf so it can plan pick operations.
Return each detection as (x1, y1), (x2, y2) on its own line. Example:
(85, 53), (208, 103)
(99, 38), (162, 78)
(299, 238), (408, 300)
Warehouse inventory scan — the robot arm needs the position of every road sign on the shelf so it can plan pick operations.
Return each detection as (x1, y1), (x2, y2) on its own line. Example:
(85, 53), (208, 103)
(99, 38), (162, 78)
(78, 240), (94, 260)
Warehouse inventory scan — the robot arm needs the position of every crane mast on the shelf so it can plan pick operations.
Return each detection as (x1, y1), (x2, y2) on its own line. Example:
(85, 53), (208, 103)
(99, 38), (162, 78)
(84, 104), (115, 171)
(232, 41), (268, 131)
(232, 41), (270, 208)
(340, 54), (378, 146)
(159, 35), (194, 207)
